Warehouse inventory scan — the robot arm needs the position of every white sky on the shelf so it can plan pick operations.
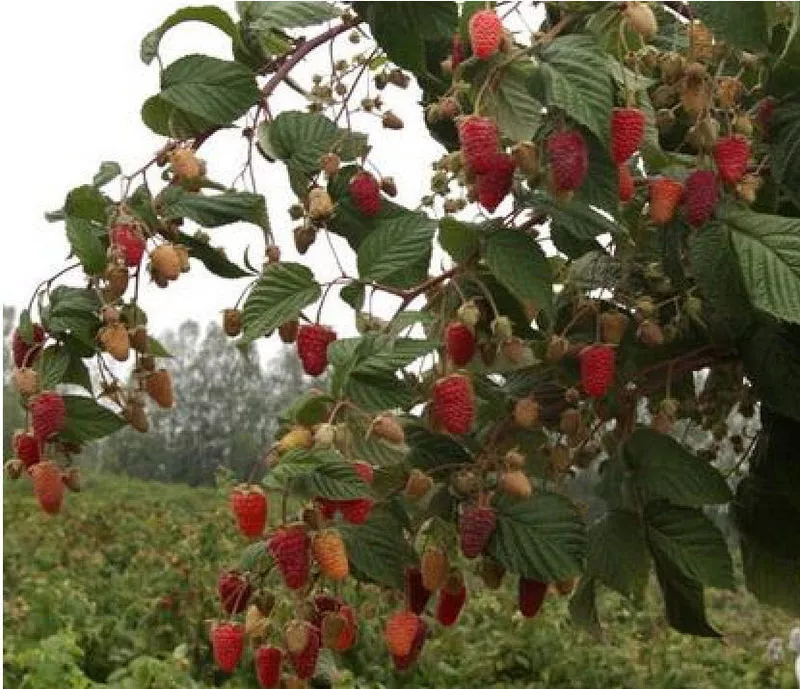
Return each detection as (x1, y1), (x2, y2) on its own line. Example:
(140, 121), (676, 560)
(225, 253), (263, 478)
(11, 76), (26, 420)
(0, 1), (448, 361)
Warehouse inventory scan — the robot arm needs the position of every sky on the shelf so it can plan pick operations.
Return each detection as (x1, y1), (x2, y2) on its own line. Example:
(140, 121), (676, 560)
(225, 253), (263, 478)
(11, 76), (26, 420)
(0, 1), (450, 362)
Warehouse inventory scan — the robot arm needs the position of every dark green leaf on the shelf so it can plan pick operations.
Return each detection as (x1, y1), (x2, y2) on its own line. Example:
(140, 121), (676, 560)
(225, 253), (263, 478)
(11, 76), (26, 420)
(141, 6), (238, 65)
(405, 423), (472, 471)
(345, 372), (415, 412)
(769, 100), (800, 206)
(36, 346), (72, 390)
(176, 231), (251, 279)
(587, 510), (649, 601)
(92, 161), (122, 188)
(240, 2), (339, 29)
(60, 395), (126, 443)
(438, 217), (481, 263)
(271, 449), (371, 499)
(64, 185), (109, 224)
(568, 576), (601, 637)
(141, 94), (216, 138)
(692, 2), (769, 54)
(61, 340), (93, 392)
(45, 287), (102, 349)
(65, 218), (107, 276)
(161, 186), (268, 228)
(740, 535), (800, 615)
(482, 60), (543, 141)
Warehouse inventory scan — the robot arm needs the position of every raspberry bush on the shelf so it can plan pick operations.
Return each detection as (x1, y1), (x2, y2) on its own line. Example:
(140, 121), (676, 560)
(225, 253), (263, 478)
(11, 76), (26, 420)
(7, 1), (800, 684)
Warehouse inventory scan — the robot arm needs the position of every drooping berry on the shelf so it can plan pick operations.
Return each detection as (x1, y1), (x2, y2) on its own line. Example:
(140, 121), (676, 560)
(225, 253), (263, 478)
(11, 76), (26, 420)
(331, 604), (357, 651)
(296, 324), (337, 377)
(469, 10), (503, 59)
(476, 153), (516, 212)
(579, 345), (616, 398)
(254, 646), (283, 689)
(684, 169), (718, 227)
(217, 570), (253, 614)
(391, 617), (427, 672)
(518, 578), (548, 618)
(288, 623), (320, 680)
(145, 369), (174, 408)
(268, 525), (310, 590)
(29, 392), (66, 441)
(13, 431), (41, 468)
(421, 547), (449, 592)
(110, 224), (146, 267)
(31, 461), (65, 514)
(547, 130), (589, 191)
(211, 622), (245, 673)
(432, 374), (474, 435)
(348, 171), (381, 216)
(458, 116), (500, 175)
(313, 529), (349, 581)
(435, 570), (467, 626)
(713, 134), (750, 184)
(404, 566), (432, 614)
(384, 610), (422, 657)
(648, 177), (684, 225)
(459, 505), (497, 558)
(230, 485), (267, 538)
(12, 324), (45, 368)
(444, 321), (476, 366)
(610, 107), (646, 164)
(618, 164), (635, 203)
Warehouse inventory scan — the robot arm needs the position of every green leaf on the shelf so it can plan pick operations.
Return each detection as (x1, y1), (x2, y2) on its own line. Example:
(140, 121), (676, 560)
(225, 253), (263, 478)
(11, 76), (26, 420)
(770, 7), (800, 96)
(769, 100), (800, 206)
(61, 341), (92, 392)
(239, 541), (273, 572)
(64, 185), (109, 224)
(140, 6), (237, 65)
(36, 346), (72, 390)
(240, 1), (339, 29)
(160, 187), (267, 228)
(538, 34), (614, 143)
(65, 218), (107, 276)
(488, 492), (587, 581)
(405, 423), (472, 471)
(357, 212), (435, 288)
(740, 535), (800, 615)
(644, 501), (734, 590)
(45, 287), (102, 349)
(176, 231), (251, 279)
(279, 391), (334, 428)
(241, 262), (320, 342)
(92, 161), (121, 188)
(624, 428), (732, 506)
(147, 337), (173, 358)
(484, 228), (553, 319)
(587, 510), (649, 602)
(271, 449), (371, 499)
(438, 217), (481, 263)
(339, 503), (418, 589)
(345, 372), (415, 411)
(482, 60), (543, 142)
(60, 396), (127, 443)
(572, 131), (618, 215)
(692, 2), (769, 54)
(156, 54), (259, 126)
(568, 577), (601, 637)
(141, 94), (216, 138)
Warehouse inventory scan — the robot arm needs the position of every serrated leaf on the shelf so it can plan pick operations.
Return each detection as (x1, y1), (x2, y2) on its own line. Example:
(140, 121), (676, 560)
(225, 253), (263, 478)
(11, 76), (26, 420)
(482, 60), (543, 141)
(405, 423), (471, 471)
(239, 541), (272, 572)
(241, 1), (339, 29)
(587, 510), (649, 602)
(45, 287), (102, 349)
(568, 577), (601, 637)
(484, 228), (553, 319)
(64, 185), (110, 224)
(141, 6), (238, 65)
(487, 492), (587, 581)
(65, 217), (107, 276)
(692, 2), (769, 54)
(438, 217), (481, 263)
(279, 391), (334, 428)
(357, 213), (435, 288)
(241, 262), (320, 342)
(644, 501), (734, 590)
(345, 372), (415, 412)
(60, 395), (127, 443)
(176, 231), (251, 279)
(624, 428), (732, 507)
(161, 187), (267, 228)
(141, 95), (216, 138)
(769, 100), (800, 205)
(36, 346), (72, 390)
(92, 161), (122, 188)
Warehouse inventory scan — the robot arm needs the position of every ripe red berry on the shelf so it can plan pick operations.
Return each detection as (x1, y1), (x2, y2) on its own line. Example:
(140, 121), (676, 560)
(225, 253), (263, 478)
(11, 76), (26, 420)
(29, 391), (66, 441)
(469, 9), (503, 59)
(618, 165), (634, 203)
(31, 461), (65, 514)
(459, 505), (496, 558)
(518, 578), (548, 618)
(433, 373), (474, 435)
(211, 622), (245, 673)
(684, 169), (719, 227)
(230, 485), (267, 538)
(547, 130), (589, 191)
(458, 116), (500, 175)
(13, 431), (41, 468)
(610, 107), (646, 164)
(349, 171), (381, 216)
(296, 324), (336, 377)
(12, 324), (45, 368)
(254, 646), (282, 689)
(444, 321), (476, 366)
(648, 177), (683, 225)
(329, 604), (357, 651)
(579, 345), (616, 398)
(268, 525), (310, 590)
(435, 572), (467, 626)
(110, 224), (146, 267)
(217, 570), (252, 614)
(451, 33), (464, 70)
(288, 623), (320, 680)
(713, 135), (750, 184)
(404, 566), (432, 615)
(317, 497), (338, 520)
(391, 617), (426, 672)
(385, 610), (422, 657)
(339, 498), (374, 524)
(476, 153), (516, 212)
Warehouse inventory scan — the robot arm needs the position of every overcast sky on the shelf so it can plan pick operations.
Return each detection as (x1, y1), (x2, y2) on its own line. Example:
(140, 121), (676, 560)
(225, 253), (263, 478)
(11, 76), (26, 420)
(0, 1), (450, 362)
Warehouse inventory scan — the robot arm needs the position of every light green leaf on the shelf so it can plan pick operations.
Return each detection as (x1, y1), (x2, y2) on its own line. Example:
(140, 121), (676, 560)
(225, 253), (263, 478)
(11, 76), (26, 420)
(147, 337), (173, 358)
(588, 510), (649, 601)
(60, 396), (127, 443)
(141, 6), (238, 65)
(241, 262), (320, 341)
(271, 449), (371, 499)
(239, 1), (339, 29)
(161, 187), (267, 228)
(482, 60), (543, 142)
(65, 218), (107, 276)
(625, 428), (732, 506)
(438, 217), (481, 263)
(357, 212), (435, 287)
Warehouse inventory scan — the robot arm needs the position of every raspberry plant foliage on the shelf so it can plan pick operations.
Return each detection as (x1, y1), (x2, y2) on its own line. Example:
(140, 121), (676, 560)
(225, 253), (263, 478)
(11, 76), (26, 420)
(7, 0), (800, 681)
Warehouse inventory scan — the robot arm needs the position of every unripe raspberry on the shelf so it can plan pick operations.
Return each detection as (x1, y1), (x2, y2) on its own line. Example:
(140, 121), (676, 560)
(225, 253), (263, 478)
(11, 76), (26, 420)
(277, 425), (313, 455)
(545, 335), (570, 363)
(98, 323), (130, 362)
(385, 610), (422, 657)
(13, 367), (38, 396)
(512, 141), (540, 178)
(266, 245), (281, 263)
(370, 414), (405, 444)
(513, 397), (540, 429)
(457, 301), (481, 328)
(279, 319), (299, 344)
(31, 460), (65, 514)
(223, 308), (242, 337)
(491, 316), (514, 343)
(169, 147), (204, 181)
(145, 369), (174, 408)
(499, 470), (532, 498)
(649, 177), (684, 225)
(150, 244), (182, 281)
(600, 311), (629, 344)
(5, 459), (24, 479)
(421, 547), (448, 592)
(504, 449), (526, 470)
(313, 529), (349, 581)
(624, 2), (658, 40)
(403, 468), (433, 501)
(307, 188), (335, 220)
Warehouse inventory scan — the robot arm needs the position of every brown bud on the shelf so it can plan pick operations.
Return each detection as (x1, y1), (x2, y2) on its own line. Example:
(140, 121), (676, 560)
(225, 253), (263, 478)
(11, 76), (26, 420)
(321, 612), (347, 649)
(559, 408), (583, 438)
(600, 311), (629, 345)
(421, 547), (448, 592)
(266, 245), (281, 263)
(511, 142), (540, 178)
(545, 335), (569, 363)
(223, 309), (243, 337)
(169, 148), (204, 181)
(688, 22), (714, 62)
(293, 225), (317, 254)
(388, 68), (410, 88)
(103, 264), (129, 302)
(125, 399), (149, 433)
(245, 604), (270, 640)
(659, 52), (685, 84)
(320, 153), (341, 177)
(513, 397), (540, 429)
(555, 578), (577, 596)
(404, 469), (433, 501)
(381, 111), (404, 130)
(5, 459), (24, 479)
(99, 323), (131, 362)
(736, 173), (761, 204)
(129, 326), (148, 354)
(145, 369), (174, 409)
(637, 319), (665, 347)
(501, 337), (529, 365)
(371, 414), (405, 444)
(716, 77), (742, 109)
(141, 355), (156, 372)
(307, 188), (335, 221)
(380, 177), (398, 197)
(101, 306), (120, 325)
(279, 319), (299, 344)
(438, 97), (461, 120)
(285, 619), (311, 655)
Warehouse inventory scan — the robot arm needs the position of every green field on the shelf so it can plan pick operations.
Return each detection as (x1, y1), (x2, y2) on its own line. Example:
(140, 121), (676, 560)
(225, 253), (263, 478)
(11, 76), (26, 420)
(3, 473), (797, 688)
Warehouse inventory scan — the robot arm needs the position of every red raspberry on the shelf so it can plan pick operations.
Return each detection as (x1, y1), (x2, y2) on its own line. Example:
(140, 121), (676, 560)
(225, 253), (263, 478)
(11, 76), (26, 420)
(230, 485), (267, 538)
(432, 373), (474, 435)
(459, 505), (497, 558)
(13, 431), (41, 468)
(316, 497), (338, 520)
(268, 525), (310, 590)
(435, 571), (467, 626)
(458, 116), (500, 174)
(288, 623), (320, 680)
(684, 169), (718, 227)
(610, 107), (646, 164)
(444, 321), (476, 366)
(404, 566), (432, 615)
(211, 622), (244, 673)
(352, 461), (374, 484)
(217, 570), (252, 613)
(296, 324), (336, 377)
(579, 345), (615, 398)
(12, 324), (45, 368)
(713, 135), (750, 184)
(476, 152), (516, 212)
(332, 604), (357, 651)
(31, 461), (65, 514)
(648, 177), (683, 225)
(469, 9), (503, 59)
(451, 33), (464, 70)
(547, 130), (589, 191)
(385, 610), (422, 657)
(339, 498), (373, 524)
(391, 617), (426, 671)
(110, 223), (146, 267)
(618, 165), (634, 203)
(254, 646), (282, 689)
(29, 391), (66, 441)
(349, 171), (381, 216)
(518, 577), (548, 618)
